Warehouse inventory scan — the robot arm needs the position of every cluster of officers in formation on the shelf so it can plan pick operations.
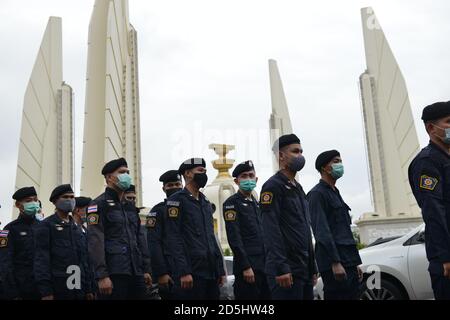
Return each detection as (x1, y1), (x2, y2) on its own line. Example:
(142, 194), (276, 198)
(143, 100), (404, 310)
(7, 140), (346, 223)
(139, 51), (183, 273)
(0, 101), (449, 301)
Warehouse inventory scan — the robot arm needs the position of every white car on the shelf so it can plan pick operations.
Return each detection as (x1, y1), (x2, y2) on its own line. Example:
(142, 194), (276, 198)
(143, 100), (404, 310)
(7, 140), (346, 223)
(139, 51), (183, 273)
(315, 224), (434, 300)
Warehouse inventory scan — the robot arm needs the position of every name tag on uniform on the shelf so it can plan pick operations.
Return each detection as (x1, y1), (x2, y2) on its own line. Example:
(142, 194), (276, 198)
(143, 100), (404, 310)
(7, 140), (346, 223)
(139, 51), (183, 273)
(20, 231), (27, 236)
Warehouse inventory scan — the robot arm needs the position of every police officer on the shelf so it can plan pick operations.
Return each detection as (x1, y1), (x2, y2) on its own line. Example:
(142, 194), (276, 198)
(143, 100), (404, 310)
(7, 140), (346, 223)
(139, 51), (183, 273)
(124, 185), (138, 207)
(87, 158), (152, 300)
(408, 101), (450, 300)
(223, 160), (270, 300)
(165, 158), (226, 300)
(307, 150), (363, 300)
(146, 170), (183, 300)
(74, 196), (96, 300)
(260, 134), (318, 300)
(34, 184), (89, 300)
(0, 187), (41, 300)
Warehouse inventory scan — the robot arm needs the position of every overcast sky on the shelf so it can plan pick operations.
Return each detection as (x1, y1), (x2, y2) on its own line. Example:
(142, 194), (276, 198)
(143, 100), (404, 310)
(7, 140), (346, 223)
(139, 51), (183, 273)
(0, 0), (449, 225)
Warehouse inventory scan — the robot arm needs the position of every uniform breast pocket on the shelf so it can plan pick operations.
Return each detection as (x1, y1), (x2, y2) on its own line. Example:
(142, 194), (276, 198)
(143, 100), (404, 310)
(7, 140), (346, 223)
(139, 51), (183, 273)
(107, 211), (125, 225)
(330, 201), (351, 225)
(51, 239), (71, 258)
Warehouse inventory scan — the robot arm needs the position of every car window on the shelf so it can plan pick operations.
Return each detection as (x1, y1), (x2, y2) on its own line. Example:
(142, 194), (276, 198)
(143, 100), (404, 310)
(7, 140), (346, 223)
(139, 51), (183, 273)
(404, 230), (426, 246)
(225, 259), (233, 276)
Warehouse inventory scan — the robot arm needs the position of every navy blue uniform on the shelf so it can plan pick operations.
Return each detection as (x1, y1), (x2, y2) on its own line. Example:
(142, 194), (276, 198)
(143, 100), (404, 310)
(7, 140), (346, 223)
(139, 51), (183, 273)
(165, 188), (225, 300)
(0, 215), (41, 299)
(146, 200), (173, 299)
(260, 172), (317, 300)
(307, 180), (362, 300)
(87, 187), (152, 300)
(75, 222), (96, 296)
(34, 214), (88, 300)
(223, 191), (270, 300)
(408, 142), (450, 300)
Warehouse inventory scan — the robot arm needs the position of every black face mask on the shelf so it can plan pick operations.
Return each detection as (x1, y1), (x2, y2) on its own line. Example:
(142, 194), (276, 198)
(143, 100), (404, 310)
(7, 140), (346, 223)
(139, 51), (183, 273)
(166, 188), (182, 198)
(193, 173), (208, 188)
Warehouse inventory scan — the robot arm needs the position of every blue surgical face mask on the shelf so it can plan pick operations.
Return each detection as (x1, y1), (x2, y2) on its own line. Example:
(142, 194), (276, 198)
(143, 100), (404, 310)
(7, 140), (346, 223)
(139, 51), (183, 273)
(56, 199), (76, 213)
(239, 179), (257, 192)
(287, 155), (306, 172)
(330, 163), (344, 180)
(23, 201), (40, 216)
(116, 173), (132, 190)
(432, 124), (450, 145)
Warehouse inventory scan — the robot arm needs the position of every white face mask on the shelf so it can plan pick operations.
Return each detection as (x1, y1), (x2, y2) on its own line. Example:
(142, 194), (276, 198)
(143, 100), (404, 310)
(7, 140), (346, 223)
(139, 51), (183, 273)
(432, 124), (450, 145)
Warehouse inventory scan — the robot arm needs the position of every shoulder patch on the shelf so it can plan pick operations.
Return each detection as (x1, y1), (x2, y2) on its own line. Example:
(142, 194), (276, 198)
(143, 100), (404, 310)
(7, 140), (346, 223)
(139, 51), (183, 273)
(0, 237), (8, 248)
(167, 200), (180, 207)
(419, 175), (438, 191)
(87, 205), (98, 214)
(260, 192), (273, 205)
(0, 230), (9, 237)
(87, 214), (99, 225)
(146, 217), (156, 228)
(224, 210), (237, 221)
(168, 207), (179, 218)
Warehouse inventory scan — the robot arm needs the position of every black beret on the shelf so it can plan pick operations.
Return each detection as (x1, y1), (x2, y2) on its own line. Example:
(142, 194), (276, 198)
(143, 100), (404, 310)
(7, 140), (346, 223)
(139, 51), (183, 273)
(12, 187), (37, 201)
(125, 184), (136, 193)
(159, 170), (182, 184)
(75, 197), (92, 208)
(422, 101), (450, 122)
(49, 184), (74, 202)
(272, 134), (301, 152)
(232, 160), (256, 178)
(178, 158), (206, 175)
(315, 150), (340, 172)
(101, 158), (128, 175)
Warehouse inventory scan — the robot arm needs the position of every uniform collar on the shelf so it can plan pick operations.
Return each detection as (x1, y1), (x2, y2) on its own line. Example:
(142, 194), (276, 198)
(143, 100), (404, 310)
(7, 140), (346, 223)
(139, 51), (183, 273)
(105, 187), (121, 202)
(53, 212), (73, 225)
(276, 171), (300, 188)
(236, 190), (254, 202)
(182, 187), (206, 201)
(429, 140), (450, 159)
(319, 179), (339, 191)
(18, 214), (36, 224)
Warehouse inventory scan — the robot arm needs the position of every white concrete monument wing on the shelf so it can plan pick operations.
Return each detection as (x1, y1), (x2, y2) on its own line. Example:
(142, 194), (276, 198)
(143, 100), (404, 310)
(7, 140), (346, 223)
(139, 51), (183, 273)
(81, 0), (143, 205)
(14, 17), (74, 218)
(268, 59), (293, 172)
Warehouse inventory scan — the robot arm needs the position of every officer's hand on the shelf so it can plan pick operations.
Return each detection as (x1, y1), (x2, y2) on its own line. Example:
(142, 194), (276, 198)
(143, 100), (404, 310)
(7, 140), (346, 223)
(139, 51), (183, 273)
(332, 262), (347, 281)
(312, 274), (318, 287)
(357, 265), (364, 282)
(158, 274), (173, 288)
(218, 275), (227, 287)
(443, 262), (450, 279)
(86, 293), (95, 301)
(276, 273), (293, 288)
(180, 274), (194, 290)
(98, 276), (113, 296)
(144, 273), (153, 287)
(243, 268), (256, 284)
(41, 295), (54, 300)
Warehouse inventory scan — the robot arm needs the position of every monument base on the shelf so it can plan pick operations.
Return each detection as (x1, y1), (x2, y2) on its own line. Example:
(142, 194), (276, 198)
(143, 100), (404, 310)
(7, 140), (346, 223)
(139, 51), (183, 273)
(356, 215), (423, 246)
